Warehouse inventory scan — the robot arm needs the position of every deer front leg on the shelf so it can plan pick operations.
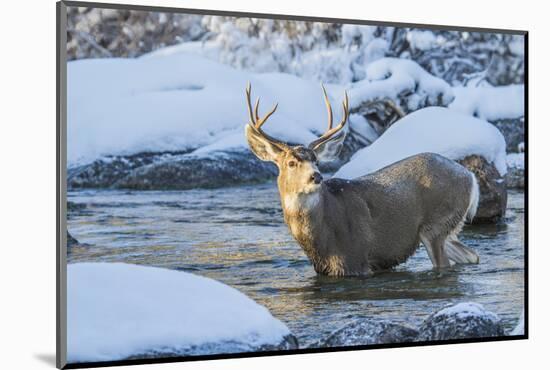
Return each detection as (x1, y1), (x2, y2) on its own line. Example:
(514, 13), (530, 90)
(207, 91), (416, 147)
(421, 234), (451, 269)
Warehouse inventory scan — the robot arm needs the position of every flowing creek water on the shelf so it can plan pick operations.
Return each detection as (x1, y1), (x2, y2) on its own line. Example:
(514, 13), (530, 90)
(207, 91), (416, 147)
(67, 183), (525, 347)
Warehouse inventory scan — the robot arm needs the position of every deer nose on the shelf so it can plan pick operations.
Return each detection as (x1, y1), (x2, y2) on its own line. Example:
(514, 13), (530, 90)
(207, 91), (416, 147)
(311, 172), (323, 184)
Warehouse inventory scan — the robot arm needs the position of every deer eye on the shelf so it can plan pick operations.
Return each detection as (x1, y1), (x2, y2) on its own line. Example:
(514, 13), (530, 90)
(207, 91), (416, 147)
(288, 160), (297, 168)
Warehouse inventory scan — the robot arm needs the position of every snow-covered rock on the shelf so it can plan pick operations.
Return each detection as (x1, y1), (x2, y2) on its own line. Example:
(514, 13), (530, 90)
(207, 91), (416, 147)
(311, 320), (419, 348)
(349, 58), (454, 132)
(67, 263), (296, 363)
(417, 302), (505, 341)
(450, 85), (525, 152)
(450, 85), (524, 121)
(336, 107), (507, 178)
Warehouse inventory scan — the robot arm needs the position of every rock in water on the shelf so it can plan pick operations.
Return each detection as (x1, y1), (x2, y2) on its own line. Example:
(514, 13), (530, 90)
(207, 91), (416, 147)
(458, 155), (507, 223)
(418, 302), (505, 341)
(505, 152), (525, 189)
(68, 150), (278, 190)
(125, 334), (298, 360)
(114, 151), (277, 190)
(67, 231), (80, 248)
(311, 320), (419, 348)
(510, 309), (525, 336)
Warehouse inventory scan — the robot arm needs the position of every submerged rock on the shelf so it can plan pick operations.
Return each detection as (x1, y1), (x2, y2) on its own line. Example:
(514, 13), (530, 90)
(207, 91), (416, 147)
(311, 320), (419, 348)
(418, 302), (505, 341)
(458, 155), (507, 223)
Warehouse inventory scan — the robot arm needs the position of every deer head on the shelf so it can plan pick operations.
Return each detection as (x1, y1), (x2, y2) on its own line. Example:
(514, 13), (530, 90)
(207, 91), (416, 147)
(244, 83), (349, 199)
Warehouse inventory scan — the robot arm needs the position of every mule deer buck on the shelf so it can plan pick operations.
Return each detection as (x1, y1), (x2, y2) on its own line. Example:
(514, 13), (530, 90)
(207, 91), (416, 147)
(244, 84), (480, 276)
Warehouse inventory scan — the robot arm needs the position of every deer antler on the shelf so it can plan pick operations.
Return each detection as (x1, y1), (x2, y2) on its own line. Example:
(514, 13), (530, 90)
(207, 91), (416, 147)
(308, 85), (349, 150)
(245, 83), (288, 147)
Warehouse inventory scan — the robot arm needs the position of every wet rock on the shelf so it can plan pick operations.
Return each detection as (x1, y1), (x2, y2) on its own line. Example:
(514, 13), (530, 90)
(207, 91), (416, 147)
(491, 117), (525, 153)
(418, 302), (505, 341)
(352, 99), (406, 136)
(505, 152), (525, 189)
(68, 151), (189, 189)
(311, 320), (419, 348)
(67, 231), (89, 255)
(114, 150), (277, 190)
(458, 155), (507, 223)
(506, 167), (525, 189)
(124, 334), (298, 360)
(67, 201), (86, 212)
(68, 150), (278, 190)
(67, 231), (80, 248)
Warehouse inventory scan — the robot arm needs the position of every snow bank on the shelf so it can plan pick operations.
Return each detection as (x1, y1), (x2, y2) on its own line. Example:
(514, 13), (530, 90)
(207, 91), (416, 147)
(68, 53), (460, 167)
(335, 107), (507, 178)
(349, 58), (454, 111)
(68, 53), (342, 166)
(67, 263), (290, 363)
(449, 85), (524, 121)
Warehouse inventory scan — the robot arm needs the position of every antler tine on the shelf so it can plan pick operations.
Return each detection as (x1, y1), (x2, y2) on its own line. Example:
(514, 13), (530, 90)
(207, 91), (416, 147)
(308, 89), (349, 150)
(257, 103), (278, 128)
(321, 84), (333, 131)
(254, 97), (260, 121)
(245, 83), (287, 148)
(245, 82), (256, 126)
(245, 82), (279, 130)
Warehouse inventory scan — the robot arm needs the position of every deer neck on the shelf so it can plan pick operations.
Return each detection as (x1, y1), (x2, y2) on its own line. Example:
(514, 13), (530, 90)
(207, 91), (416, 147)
(281, 190), (322, 217)
(280, 187), (327, 263)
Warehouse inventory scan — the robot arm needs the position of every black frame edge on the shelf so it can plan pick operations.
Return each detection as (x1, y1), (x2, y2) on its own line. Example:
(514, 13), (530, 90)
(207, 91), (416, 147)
(61, 0), (527, 35)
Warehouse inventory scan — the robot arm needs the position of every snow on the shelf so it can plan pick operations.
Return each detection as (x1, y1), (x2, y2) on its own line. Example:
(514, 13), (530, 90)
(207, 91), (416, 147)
(67, 263), (290, 363)
(349, 58), (454, 111)
(507, 152), (524, 170)
(335, 107), (507, 178)
(68, 52), (341, 166)
(449, 85), (524, 121)
(348, 114), (379, 145)
(406, 30), (440, 51)
(434, 302), (500, 322)
(68, 47), (515, 172)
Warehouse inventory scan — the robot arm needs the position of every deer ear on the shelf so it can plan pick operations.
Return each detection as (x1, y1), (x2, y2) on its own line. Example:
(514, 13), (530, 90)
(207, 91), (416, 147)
(312, 130), (346, 163)
(245, 125), (284, 162)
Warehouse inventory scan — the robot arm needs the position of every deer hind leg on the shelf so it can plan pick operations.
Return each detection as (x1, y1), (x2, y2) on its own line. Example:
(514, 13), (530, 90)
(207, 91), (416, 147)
(445, 235), (479, 264)
(420, 234), (451, 269)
